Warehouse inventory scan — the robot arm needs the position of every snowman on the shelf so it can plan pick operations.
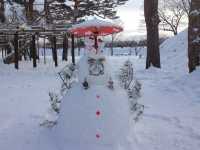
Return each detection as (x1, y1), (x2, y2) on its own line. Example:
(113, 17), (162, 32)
(84, 36), (105, 55)
(53, 19), (131, 150)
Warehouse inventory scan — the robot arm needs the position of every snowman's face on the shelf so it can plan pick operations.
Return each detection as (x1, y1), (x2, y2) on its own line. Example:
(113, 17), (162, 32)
(88, 58), (105, 76)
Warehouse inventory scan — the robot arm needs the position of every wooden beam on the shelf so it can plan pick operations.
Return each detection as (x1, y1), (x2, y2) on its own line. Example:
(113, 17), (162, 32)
(0, 28), (69, 33)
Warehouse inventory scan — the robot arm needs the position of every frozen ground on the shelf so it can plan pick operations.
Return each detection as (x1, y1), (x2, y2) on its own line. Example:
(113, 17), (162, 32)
(0, 30), (200, 150)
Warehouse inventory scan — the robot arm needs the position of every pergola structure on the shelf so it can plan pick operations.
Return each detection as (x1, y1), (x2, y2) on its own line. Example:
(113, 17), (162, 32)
(0, 25), (76, 69)
(0, 0), (127, 70)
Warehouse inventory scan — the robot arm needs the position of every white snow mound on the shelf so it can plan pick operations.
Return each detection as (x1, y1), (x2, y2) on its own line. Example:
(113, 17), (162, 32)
(160, 29), (188, 74)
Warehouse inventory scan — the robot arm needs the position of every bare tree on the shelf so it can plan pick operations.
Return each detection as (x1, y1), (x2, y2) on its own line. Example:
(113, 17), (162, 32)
(181, 0), (191, 18)
(144, 0), (161, 69)
(159, 0), (186, 35)
(188, 0), (200, 73)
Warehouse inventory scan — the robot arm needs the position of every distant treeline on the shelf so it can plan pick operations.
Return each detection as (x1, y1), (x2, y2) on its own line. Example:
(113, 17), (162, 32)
(104, 37), (168, 48)
(45, 37), (168, 49)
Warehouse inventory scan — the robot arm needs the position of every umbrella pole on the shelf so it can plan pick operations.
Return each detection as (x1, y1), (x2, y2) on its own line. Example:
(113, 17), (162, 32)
(94, 35), (98, 54)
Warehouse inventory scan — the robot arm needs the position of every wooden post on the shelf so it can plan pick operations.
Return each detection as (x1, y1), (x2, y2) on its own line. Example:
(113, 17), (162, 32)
(32, 34), (37, 68)
(14, 32), (19, 69)
(66, 35), (69, 60)
(62, 33), (68, 61)
(71, 34), (75, 64)
(94, 35), (98, 54)
(43, 37), (46, 64)
(18, 41), (22, 61)
(52, 35), (58, 67)
(6, 43), (12, 54)
(36, 34), (40, 60)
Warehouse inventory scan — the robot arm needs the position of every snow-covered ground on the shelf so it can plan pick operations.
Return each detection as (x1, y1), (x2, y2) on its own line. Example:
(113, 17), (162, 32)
(0, 30), (200, 150)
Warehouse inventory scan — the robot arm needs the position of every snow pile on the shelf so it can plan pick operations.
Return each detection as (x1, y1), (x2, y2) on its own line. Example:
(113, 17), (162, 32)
(130, 30), (200, 150)
(160, 29), (188, 74)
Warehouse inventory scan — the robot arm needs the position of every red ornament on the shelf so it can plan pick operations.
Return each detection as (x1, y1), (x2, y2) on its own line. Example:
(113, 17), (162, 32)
(96, 134), (100, 139)
(96, 110), (101, 116)
(96, 95), (100, 99)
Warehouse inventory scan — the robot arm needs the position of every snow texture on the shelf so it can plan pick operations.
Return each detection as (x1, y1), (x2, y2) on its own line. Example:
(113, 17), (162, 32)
(0, 30), (200, 150)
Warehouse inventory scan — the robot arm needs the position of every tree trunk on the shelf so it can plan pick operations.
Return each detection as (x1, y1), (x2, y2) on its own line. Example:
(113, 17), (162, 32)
(14, 32), (19, 69)
(174, 29), (178, 36)
(188, 0), (200, 73)
(144, 0), (161, 69)
(62, 34), (68, 61)
(0, 0), (5, 23)
(71, 34), (75, 65)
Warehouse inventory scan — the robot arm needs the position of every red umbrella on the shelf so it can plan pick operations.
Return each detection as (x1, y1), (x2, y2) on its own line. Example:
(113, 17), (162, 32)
(69, 19), (123, 53)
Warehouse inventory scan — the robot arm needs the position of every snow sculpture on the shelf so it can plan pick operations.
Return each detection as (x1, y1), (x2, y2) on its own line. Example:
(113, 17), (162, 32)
(53, 19), (132, 150)
(54, 50), (130, 150)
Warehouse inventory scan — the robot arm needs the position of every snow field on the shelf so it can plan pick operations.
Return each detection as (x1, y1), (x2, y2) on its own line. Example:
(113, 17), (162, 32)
(0, 30), (200, 150)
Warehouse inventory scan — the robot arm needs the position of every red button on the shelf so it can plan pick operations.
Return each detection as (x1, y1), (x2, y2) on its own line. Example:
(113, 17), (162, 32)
(96, 134), (100, 139)
(96, 95), (100, 99)
(96, 110), (101, 116)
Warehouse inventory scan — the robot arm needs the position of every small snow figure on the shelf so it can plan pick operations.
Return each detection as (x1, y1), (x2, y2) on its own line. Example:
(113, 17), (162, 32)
(107, 77), (114, 90)
(119, 60), (134, 89)
(82, 78), (89, 90)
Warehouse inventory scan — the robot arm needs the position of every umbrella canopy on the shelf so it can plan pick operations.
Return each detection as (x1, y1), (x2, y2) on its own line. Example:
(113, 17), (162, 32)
(69, 19), (123, 54)
(69, 19), (123, 37)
